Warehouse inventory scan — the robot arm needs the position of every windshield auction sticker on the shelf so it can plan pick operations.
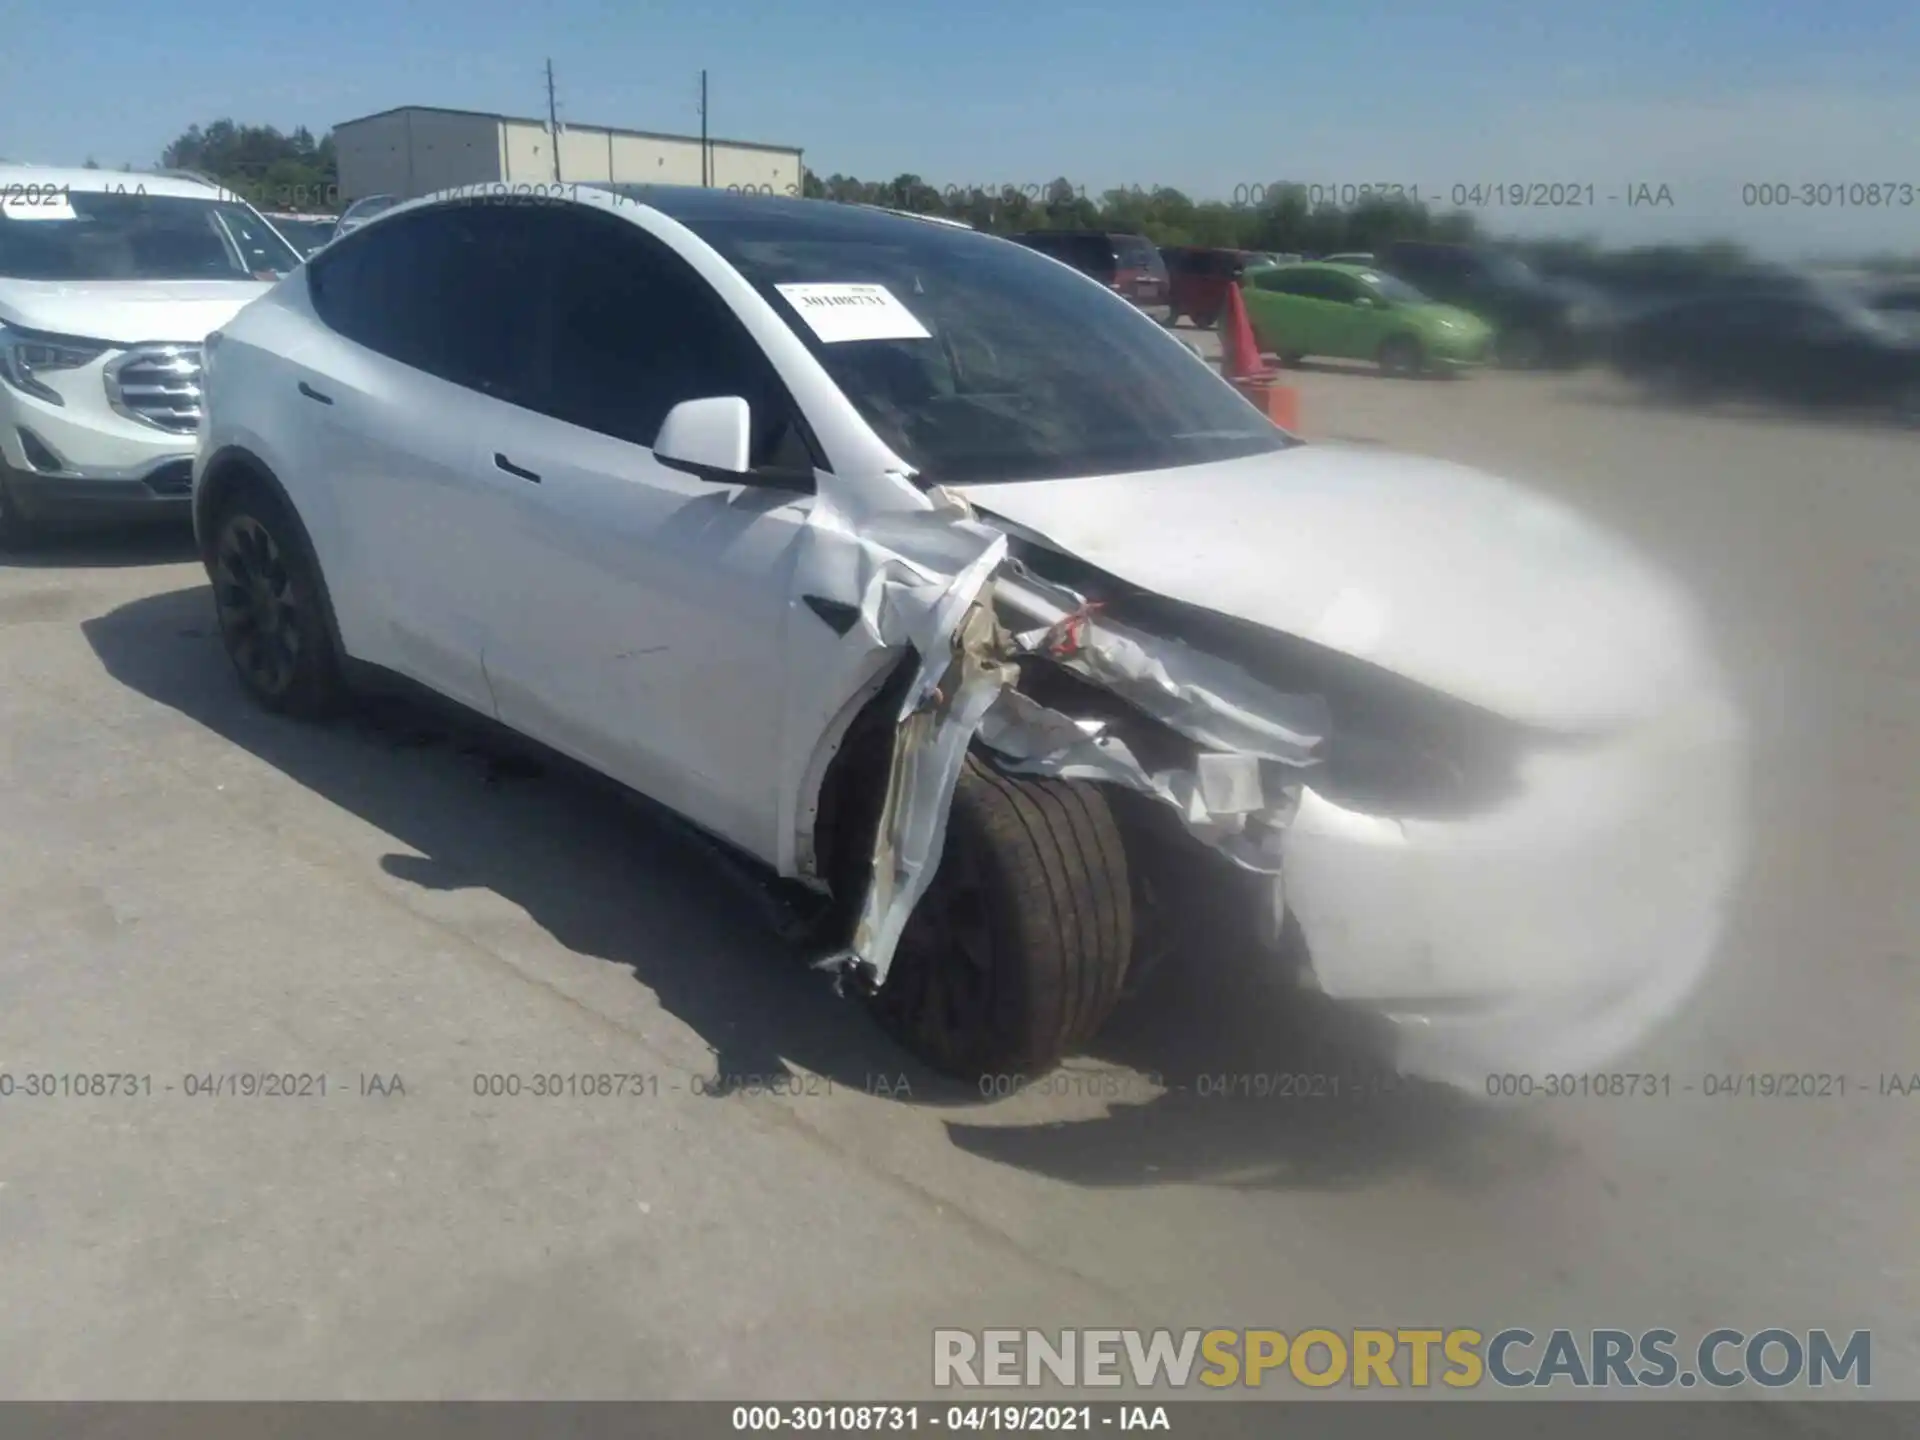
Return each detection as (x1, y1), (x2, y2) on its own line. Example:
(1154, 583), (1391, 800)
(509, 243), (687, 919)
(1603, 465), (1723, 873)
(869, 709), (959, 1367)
(775, 282), (931, 343)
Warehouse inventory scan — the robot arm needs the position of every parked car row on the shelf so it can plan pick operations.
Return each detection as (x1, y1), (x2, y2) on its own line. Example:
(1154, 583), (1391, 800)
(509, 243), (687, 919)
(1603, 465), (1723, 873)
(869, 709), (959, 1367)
(1, 164), (1747, 1091)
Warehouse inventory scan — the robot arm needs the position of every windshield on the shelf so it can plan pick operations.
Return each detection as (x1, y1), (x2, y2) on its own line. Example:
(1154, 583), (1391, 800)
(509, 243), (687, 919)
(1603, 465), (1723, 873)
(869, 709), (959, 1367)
(269, 219), (336, 255)
(0, 190), (300, 281)
(1361, 270), (1430, 304)
(684, 214), (1292, 485)
(1113, 235), (1167, 275)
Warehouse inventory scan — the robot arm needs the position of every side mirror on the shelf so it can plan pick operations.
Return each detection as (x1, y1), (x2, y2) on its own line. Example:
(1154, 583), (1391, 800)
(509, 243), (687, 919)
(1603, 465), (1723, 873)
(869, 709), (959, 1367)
(1353, 295), (1377, 309)
(654, 396), (751, 481)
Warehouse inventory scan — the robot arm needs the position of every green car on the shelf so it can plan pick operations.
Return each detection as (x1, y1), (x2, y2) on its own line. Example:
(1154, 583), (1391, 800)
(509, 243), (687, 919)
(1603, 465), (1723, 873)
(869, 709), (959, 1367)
(1238, 262), (1493, 375)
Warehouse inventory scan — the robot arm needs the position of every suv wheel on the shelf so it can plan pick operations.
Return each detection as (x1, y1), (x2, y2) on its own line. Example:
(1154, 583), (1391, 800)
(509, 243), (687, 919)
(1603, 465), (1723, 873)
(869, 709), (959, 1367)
(871, 756), (1133, 1081)
(208, 487), (344, 718)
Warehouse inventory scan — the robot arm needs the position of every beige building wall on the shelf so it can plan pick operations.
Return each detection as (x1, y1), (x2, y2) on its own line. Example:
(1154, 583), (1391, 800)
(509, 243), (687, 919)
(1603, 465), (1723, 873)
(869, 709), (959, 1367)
(336, 109), (501, 200)
(335, 108), (805, 201)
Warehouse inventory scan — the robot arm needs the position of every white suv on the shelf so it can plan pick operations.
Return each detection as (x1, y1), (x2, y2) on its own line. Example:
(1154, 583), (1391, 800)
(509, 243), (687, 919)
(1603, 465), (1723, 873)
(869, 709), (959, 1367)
(193, 184), (1746, 1085)
(0, 166), (301, 545)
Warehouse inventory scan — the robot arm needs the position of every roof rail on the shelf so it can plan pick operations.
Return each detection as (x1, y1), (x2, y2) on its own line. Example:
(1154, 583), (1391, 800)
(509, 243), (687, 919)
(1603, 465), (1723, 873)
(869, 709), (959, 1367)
(856, 204), (974, 231)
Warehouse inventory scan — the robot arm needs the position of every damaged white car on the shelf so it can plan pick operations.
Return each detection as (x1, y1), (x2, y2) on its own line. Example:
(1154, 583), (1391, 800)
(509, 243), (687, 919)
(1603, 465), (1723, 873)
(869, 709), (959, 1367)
(193, 184), (1748, 1088)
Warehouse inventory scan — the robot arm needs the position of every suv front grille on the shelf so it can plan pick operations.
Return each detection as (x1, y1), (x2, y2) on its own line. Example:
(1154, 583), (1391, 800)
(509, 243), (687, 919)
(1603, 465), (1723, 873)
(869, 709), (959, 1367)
(105, 344), (204, 434)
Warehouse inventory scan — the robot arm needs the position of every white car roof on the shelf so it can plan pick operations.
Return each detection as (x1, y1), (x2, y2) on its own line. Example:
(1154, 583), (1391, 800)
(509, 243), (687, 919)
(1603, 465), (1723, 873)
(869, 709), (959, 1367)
(0, 164), (235, 201)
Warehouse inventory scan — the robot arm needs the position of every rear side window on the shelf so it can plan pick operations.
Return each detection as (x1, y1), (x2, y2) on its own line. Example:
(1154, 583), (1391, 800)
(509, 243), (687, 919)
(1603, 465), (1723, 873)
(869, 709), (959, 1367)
(1255, 268), (1344, 299)
(306, 204), (548, 402)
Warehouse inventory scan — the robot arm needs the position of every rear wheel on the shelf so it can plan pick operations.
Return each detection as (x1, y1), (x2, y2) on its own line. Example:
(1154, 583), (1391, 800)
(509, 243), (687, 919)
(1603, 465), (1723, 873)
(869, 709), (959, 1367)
(208, 486), (344, 719)
(871, 756), (1133, 1081)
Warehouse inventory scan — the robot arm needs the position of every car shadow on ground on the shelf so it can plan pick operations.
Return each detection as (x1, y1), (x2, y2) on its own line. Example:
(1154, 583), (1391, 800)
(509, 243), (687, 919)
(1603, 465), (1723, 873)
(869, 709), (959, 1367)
(1, 523), (199, 570)
(1569, 380), (1918, 433)
(84, 583), (1515, 1192)
(942, 903), (1528, 1192)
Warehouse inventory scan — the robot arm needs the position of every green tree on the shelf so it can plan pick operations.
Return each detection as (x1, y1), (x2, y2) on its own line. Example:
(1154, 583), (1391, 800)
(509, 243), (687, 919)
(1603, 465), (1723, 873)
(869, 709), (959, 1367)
(159, 119), (342, 213)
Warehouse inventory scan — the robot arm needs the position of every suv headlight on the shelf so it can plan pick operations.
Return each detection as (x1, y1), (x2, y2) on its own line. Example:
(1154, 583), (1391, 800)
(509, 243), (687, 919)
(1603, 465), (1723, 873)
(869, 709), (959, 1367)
(0, 323), (109, 406)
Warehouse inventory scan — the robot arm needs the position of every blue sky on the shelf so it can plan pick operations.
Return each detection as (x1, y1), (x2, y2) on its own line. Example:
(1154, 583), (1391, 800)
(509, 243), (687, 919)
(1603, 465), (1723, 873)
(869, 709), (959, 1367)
(3, 0), (1917, 257)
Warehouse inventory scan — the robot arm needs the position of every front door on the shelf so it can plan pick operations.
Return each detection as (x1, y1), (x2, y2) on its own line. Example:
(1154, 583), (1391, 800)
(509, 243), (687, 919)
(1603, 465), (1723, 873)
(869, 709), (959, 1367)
(471, 205), (829, 862)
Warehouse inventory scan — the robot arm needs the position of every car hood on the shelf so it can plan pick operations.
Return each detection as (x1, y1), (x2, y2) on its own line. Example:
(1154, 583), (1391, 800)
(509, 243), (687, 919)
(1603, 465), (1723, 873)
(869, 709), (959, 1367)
(0, 279), (275, 345)
(955, 445), (1710, 731)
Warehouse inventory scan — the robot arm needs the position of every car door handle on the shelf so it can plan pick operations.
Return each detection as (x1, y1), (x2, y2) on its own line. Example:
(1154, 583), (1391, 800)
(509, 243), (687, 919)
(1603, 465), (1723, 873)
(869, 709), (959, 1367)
(297, 381), (334, 405)
(494, 452), (541, 484)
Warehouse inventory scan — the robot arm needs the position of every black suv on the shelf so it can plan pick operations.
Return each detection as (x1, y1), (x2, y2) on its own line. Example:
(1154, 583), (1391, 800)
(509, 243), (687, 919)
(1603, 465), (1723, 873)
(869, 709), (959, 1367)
(1008, 230), (1170, 321)
(1375, 241), (1597, 368)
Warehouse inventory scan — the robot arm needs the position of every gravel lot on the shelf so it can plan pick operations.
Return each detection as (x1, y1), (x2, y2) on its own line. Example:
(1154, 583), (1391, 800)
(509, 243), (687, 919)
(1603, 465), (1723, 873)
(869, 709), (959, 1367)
(1, 364), (1914, 1405)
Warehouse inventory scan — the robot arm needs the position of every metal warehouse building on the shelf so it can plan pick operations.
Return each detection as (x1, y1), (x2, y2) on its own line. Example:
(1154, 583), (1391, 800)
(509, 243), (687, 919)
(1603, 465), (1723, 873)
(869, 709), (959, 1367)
(333, 105), (804, 202)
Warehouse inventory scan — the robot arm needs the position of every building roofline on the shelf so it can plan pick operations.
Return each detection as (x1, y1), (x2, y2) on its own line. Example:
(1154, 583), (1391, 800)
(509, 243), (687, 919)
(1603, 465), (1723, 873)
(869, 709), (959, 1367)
(331, 105), (802, 158)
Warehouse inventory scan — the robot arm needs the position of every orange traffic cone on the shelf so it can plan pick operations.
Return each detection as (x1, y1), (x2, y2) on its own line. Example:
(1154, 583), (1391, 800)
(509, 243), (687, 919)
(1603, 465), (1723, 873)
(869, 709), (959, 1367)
(1218, 280), (1273, 383)
(1218, 281), (1301, 432)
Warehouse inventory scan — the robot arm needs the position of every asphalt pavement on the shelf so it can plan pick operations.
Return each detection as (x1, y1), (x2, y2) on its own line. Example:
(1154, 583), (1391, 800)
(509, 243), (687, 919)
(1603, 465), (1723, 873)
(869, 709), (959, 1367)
(0, 362), (1914, 1404)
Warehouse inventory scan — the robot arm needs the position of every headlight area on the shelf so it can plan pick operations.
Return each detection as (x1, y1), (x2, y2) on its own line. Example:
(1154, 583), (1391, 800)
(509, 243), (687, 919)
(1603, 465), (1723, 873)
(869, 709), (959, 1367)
(0, 322), (110, 406)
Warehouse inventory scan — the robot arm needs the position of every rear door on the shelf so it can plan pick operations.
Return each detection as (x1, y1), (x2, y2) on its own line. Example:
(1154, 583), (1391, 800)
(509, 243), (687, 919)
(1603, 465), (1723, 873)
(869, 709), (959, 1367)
(300, 204), (545, 712)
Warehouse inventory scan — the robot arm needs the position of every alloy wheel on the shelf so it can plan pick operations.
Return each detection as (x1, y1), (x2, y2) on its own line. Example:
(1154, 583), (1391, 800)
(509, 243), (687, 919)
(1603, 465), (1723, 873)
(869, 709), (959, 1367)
(213, 514), (304, 699)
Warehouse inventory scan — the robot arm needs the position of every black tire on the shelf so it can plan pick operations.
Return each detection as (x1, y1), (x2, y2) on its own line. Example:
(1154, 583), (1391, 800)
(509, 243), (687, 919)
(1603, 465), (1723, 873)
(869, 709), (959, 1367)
(1378, 334), (1424, 377)
(871, 755), (1133, 1081)
(1191, 307), (1219, 331)
(1279, 350), (1306, 368)
(207, 484), (344, 719)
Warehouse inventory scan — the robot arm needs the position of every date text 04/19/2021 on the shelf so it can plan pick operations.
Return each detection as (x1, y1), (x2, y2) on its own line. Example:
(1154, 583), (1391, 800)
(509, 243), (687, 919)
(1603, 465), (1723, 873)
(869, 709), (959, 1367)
(730, 1405), (1169, 1432)
(1482, 1072), (1920, 1099)
(1224, 182), (1676, 209)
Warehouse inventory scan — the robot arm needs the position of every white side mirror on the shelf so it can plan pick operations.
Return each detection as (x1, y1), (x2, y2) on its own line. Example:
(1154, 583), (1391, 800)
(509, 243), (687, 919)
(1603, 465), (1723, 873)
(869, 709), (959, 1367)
(654, 396), (752, 479)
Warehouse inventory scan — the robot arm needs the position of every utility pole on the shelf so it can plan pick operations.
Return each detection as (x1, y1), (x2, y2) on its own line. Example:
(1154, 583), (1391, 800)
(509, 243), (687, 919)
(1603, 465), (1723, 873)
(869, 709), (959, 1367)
(699, 69), (709, 187)
(546, 58), (562, 181)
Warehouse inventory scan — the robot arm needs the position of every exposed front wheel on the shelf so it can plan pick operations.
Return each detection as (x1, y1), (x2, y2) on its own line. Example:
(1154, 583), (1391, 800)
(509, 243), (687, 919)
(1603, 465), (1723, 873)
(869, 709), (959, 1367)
(871, 756), (1134, 1081)
(209, 488), (344, 719)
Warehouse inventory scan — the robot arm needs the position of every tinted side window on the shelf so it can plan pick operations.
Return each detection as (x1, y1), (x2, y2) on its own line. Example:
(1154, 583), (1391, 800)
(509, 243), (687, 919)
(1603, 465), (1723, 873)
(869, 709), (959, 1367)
(306, 216), (429, 361)
(308, 205), (549, 400)
(538, 211), (812, 469)
(422, 204), (552, 404)
(1071, 236), (1116, 274)
(1319, 271), (1364, 302)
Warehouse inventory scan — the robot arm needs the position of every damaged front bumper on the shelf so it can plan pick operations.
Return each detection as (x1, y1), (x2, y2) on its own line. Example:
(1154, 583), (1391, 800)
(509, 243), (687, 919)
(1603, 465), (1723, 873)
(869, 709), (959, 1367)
(1281, 679), (1748, 1087)
(821, 504), (1746, 1093)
